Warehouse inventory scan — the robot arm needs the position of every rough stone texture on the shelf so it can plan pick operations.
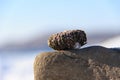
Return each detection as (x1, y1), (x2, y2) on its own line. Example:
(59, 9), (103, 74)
(34, 46), (120, 80)
(48, 30), (87, 50)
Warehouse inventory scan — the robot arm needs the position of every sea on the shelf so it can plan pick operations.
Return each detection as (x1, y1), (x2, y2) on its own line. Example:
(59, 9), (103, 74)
(0, 49), (50, 80)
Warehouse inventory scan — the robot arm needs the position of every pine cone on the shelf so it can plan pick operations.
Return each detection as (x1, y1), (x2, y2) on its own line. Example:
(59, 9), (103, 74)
(48, 30), (87, 50)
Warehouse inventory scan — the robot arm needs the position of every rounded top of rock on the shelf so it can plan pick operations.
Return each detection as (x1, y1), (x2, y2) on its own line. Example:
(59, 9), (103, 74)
(48, 29), (87, 50)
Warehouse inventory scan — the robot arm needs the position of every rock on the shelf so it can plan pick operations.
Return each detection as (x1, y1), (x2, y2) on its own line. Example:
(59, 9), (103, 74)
(48, 30), (87, 50)
(34, 46), (120, 80)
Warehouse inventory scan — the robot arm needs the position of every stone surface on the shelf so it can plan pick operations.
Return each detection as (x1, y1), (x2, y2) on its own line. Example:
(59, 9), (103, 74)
(48, 30), (87, 50)
(34, 46), (120, 80)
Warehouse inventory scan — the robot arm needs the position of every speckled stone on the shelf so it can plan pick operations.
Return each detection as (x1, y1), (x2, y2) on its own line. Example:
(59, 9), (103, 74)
(34, 46), (120, 80)
(48, 30), (87, 50)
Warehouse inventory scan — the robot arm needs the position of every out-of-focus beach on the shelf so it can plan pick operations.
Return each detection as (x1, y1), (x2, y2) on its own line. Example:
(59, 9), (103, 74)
(0, 0), (120, 80)
(0, 34), (120, 80)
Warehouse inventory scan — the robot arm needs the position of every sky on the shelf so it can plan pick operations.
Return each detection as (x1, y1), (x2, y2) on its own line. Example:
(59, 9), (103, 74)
(0, 0), (120, 44)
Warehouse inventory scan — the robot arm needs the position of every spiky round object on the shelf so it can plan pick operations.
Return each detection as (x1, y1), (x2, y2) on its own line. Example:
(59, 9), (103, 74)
(48, 30), (87, 50)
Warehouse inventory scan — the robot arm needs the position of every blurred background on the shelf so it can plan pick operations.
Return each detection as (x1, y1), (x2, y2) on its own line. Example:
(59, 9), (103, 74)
(0, 0), (120, 80)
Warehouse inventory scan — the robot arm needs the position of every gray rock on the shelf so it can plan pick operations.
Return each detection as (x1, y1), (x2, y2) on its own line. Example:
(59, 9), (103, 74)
(34, 46), (120, 80)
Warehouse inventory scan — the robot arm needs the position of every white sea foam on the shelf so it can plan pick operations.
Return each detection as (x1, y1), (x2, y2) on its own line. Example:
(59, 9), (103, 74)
(1, 51), (39, 80)
(99, 36), (120, 48)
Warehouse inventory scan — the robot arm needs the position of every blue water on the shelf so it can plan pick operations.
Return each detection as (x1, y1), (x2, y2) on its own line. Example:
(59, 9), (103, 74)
(0, 50), (49, 80)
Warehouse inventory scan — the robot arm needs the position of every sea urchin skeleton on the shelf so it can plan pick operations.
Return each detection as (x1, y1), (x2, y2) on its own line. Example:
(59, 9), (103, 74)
(48, 30), (87, 50)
